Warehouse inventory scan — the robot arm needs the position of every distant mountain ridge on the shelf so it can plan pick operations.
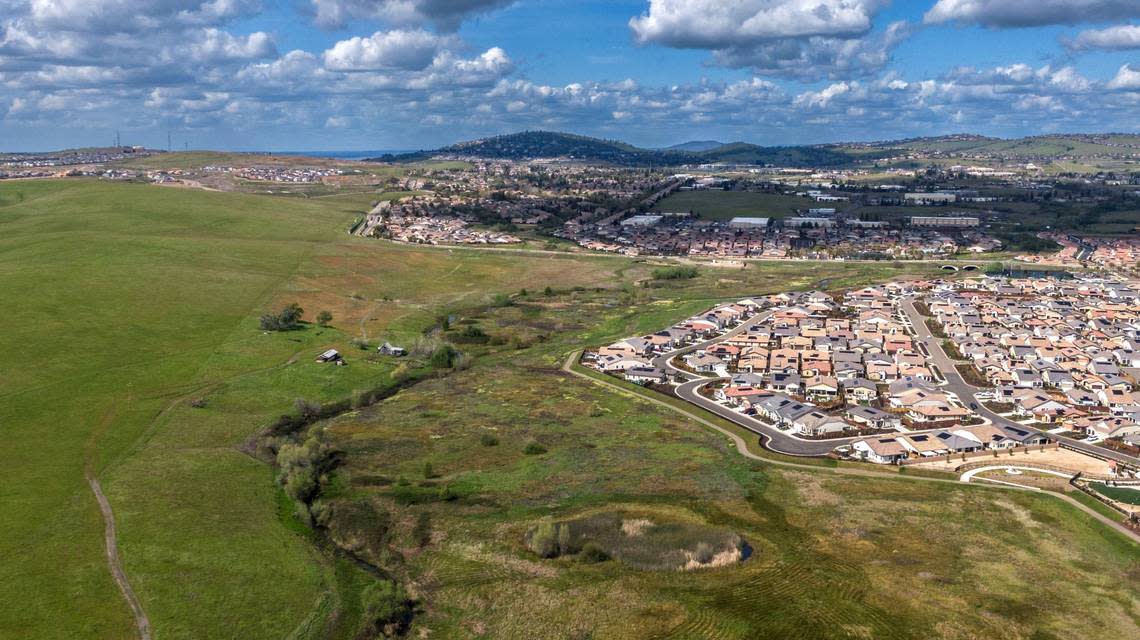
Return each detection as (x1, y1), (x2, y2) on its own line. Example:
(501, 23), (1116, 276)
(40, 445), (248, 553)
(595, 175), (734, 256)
(663, 140), (725, 152)
(367, 131), (868, 168)
(365, 130), (1140, 167)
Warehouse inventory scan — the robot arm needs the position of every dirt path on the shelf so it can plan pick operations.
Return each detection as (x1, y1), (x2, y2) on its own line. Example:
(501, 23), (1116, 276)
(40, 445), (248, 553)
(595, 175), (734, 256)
(87, 473), (152, 640)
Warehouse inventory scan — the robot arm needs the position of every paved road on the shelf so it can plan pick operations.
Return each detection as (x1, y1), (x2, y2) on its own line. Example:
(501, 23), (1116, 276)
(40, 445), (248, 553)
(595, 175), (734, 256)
(672, 377), (856, 456)
(565, 352), (1140, 544)
(647, 310), (857, 456)
(899, 296), (1140, 467)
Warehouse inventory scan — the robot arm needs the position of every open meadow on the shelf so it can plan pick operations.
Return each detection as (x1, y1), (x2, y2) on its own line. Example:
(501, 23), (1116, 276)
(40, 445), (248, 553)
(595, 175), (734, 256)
(0, 178), (1136, 639)
(652, 191), (826, 220)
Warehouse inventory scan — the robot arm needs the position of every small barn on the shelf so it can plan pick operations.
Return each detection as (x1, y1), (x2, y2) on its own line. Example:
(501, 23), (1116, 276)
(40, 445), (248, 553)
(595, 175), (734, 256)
(317, 349), (346, 365)
(379, 342), (408, 357)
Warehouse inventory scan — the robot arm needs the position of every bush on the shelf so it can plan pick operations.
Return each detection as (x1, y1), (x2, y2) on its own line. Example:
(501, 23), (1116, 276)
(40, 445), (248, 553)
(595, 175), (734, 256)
(276, 436), (335, 506)
(529, 522), (560, 558)
(651, 266), (698, 280)
(360, 580), (412, 637)
(489, 292), (513, 307)
(351, 337), (370, 351)
(429, 344), (460, 369)
(260, 303), (304, 331)
(544, 286), (554, 296)
(578, 542), (609, 564)
(293, 398), (322, 422)
(523, 440), (548, 455)
(479, 432), (499, 447)
(316, 310), (333, 326)
(422, 461), (434, 479)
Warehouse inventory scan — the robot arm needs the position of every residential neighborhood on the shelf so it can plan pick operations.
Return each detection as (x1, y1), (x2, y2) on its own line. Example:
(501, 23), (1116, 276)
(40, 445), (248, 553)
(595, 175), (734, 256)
(583, 272), (1140, 477)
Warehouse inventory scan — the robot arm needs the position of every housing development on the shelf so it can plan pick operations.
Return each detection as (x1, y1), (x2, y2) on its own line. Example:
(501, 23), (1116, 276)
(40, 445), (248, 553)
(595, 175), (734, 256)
(586, 271), (1140, 516)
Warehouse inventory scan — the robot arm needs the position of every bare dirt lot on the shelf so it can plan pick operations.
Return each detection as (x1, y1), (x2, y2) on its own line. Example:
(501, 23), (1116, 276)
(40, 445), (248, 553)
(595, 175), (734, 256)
(910, 447), (1117, 476)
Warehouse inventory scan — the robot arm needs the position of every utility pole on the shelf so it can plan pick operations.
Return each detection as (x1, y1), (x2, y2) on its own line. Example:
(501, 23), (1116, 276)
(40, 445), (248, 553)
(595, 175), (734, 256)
(115, 130), (121, 147)
(167, 130), (172, 152)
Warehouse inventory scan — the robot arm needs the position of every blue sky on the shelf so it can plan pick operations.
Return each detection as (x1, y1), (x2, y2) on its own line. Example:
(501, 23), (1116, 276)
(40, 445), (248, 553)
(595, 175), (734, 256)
(1, 0), (1139, 151)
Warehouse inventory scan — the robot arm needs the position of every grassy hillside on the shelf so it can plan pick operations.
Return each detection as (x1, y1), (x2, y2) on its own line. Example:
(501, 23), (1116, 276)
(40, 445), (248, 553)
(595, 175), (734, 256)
(2, 179), (1136, 639)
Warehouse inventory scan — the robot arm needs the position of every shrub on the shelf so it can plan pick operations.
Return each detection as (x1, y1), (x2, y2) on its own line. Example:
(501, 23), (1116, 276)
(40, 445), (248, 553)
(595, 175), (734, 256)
(529, 522), (560, 558)
(351, 337), (369, 350)
(276, 436), (335, 506)
(360, 580), (411, 637)
(489, 292), (513, 307)
(293, 398), (322, 421)
(579, 542), (609, 564)
(422, 461), (434, 479)
(260, 303), (304, 331)
(429, 344), (460, 369)
(651, 266), (698, 280)
(479, 432), (499, 447)
(523, 440), (548, 455)
(544, 286), (554, 296)
(189, 398), (207, 409)
(316, 310), (333, 326)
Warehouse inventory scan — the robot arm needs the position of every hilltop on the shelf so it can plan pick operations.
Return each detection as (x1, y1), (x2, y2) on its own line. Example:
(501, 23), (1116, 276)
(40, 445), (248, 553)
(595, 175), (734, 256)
(367, 131), (865, 168)
(367, 130), (1140, 168)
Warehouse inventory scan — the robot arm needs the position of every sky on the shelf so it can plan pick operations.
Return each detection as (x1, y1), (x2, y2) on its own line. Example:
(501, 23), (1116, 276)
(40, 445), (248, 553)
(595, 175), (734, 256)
(1, 0), (1140, 151)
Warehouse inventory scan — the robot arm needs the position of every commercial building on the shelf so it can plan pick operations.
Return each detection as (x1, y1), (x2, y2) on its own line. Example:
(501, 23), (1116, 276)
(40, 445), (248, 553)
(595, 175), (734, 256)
(729, 217), (771, 228)
(621, 214), (664, 227)
(910, 216), (980, 229)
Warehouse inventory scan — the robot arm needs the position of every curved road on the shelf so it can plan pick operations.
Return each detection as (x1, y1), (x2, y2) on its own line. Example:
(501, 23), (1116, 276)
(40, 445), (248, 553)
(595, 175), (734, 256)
(899, 296), (1140, 468)
(647, 309), (858, 456)
(564, 352), (1140, 544)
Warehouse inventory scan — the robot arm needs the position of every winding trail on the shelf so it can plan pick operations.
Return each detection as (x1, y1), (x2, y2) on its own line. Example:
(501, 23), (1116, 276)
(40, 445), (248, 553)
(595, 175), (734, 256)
(88, 473), (152, 640)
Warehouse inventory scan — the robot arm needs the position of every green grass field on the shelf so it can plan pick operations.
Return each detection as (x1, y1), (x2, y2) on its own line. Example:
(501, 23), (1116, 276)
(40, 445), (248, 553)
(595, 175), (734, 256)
(1, 178), (1136, 639)
(652, 190), (825, 220)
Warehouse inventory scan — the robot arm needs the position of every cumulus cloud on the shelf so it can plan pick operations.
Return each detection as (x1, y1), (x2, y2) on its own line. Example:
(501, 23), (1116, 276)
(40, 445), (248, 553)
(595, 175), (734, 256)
(713, 20), (911, 80)
(628, 0), (903, 80)
(630, 0), (883, 47)
(323, 29), (457, 71)
(924, 0), (1140, 28)
(1107, 64), (1140, 90)
(1065, 24), (1140, 51)
(311, 0), (514, 31)
(27, 0), (262, 33)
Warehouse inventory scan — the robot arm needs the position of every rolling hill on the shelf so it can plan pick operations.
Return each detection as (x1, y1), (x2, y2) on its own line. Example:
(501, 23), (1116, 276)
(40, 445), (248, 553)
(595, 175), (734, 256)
(367, 131), (866, 168)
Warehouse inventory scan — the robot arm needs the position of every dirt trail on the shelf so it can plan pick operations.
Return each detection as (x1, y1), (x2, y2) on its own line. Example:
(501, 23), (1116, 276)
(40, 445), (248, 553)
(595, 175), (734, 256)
(87, 473), (152, 640)
(85, 403), (152, 640)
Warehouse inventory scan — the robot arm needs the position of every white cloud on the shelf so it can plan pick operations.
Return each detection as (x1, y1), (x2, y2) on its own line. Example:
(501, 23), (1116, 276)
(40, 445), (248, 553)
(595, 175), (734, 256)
(1107, 64), (1140, 90)
(1066, 24), (1140, 51)
(794, 82), (853, 108)
(323, 29), (456, 71)
(630, 0), (883, 48)
(627, 1), (904, 80)
(925, 0), (1140, 28)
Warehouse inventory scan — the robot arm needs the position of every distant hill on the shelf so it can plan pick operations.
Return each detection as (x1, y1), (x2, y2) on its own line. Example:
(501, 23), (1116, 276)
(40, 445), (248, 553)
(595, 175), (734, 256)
(663, 140), (725, 152)
(366, 130), (1140, 168)
(367, 131), (863, 168)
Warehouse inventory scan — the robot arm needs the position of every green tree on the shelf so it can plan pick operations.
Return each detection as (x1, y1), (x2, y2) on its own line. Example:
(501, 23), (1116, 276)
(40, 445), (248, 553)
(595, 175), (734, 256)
(360, 580), (411, 636)
(316, 310), (332, 326)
